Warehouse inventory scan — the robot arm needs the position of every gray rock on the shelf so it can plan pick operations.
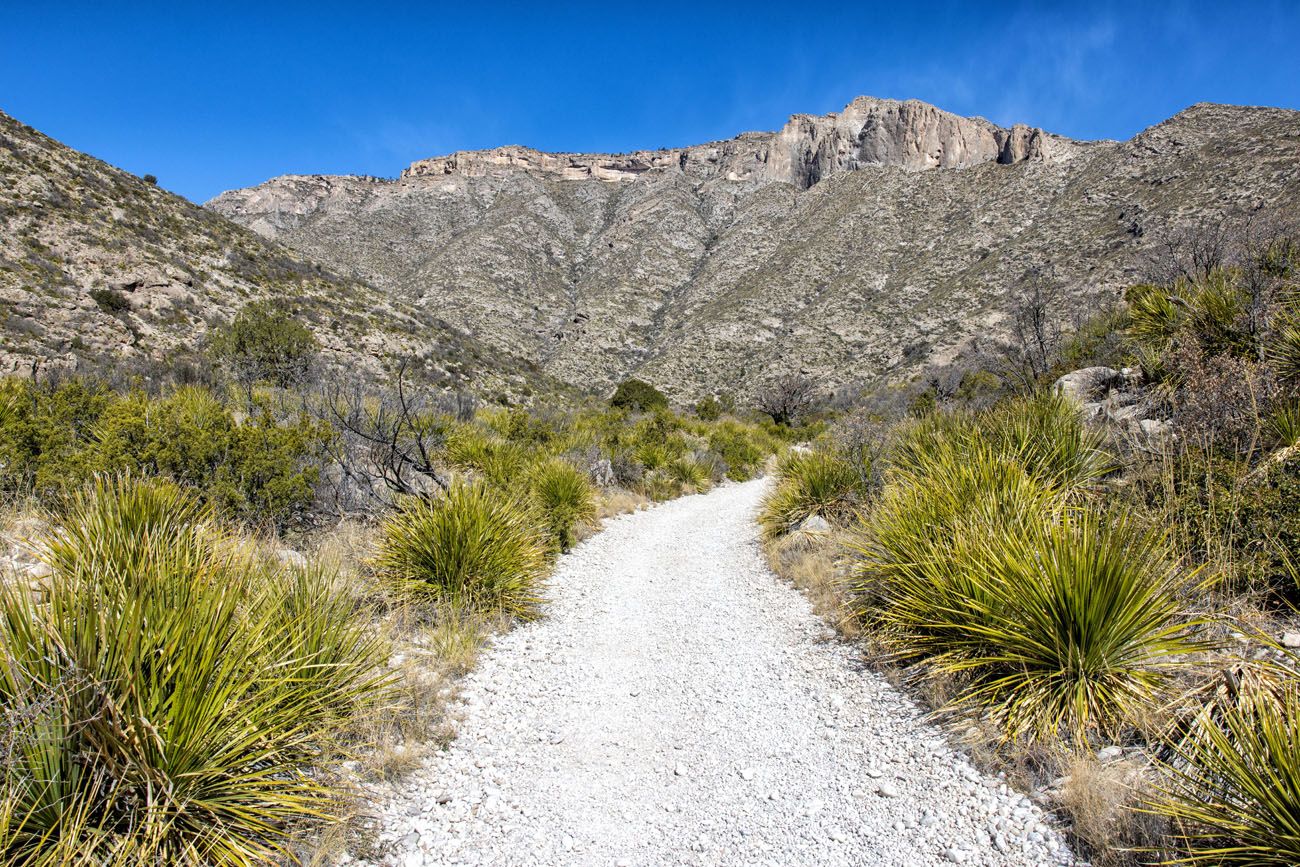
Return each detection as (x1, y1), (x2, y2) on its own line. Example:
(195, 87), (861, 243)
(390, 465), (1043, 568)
(797, 514), (832, 534)
(1053, 367), (1121, 404)
(1282, 632), (1300, 649)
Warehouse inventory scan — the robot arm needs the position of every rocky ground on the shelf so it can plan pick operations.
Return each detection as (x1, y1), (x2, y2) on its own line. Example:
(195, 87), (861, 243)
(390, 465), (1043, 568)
(354, 480), (1074, 867)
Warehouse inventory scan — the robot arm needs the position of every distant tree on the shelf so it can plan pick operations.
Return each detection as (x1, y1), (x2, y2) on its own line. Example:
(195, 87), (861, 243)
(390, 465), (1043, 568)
(208, 301), (318, 398)
(755, 374), (822, 426)
(142, 174), (158, 185)
(610, 378), (668, 412)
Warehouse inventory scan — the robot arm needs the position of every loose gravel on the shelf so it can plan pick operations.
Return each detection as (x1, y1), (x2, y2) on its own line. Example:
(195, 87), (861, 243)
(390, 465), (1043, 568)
(361, 479), (1074, 866)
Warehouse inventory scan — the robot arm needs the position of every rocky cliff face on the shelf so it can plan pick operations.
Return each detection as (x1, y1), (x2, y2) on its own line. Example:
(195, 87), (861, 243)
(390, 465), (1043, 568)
(207, 97), (1300, 401)
(0, 110), (555, 397)
(396, 97), (1076, 191)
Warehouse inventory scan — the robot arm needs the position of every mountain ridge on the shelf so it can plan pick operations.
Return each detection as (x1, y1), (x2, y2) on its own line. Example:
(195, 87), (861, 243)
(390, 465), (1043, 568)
(208, 96), (1300, 400)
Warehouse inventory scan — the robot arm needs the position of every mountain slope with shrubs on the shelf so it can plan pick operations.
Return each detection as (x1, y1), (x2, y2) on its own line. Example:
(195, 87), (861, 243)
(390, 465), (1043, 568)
(760, 221), (1300, 865)
(0, 108), (556, 399)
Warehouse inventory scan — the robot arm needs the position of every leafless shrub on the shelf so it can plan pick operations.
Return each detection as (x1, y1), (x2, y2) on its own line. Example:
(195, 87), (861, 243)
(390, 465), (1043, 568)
(755, 374), (822, 426)
(1168, 343), (1275, 456)
(985, 271), (1067, 393)
(311, 361), (467, 512)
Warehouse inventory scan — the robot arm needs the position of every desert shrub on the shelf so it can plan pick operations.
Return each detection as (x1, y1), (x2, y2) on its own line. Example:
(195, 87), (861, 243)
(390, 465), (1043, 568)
(488, 406), (565, 447)
(1266, 398), (1300, 447)
(708, 420), (769, 481)
(0, 379), (326, 528)
(1154, 684), (1300, 865)
(1234, 451), (1300, 602)
(694, 395), (723, 420)
(375, 482), (548, 617)
(527, 458), (596, 551)
(91, 385), (328, 528)
(0, 377), (112, 495)
(208, 300), (318, 394)
(89, 286), (130, 313)
(609, 378), (667, 412)
(1167, 345), (1274, 456)
(0, 476), (386, 863)
(759, 449), (863, 539)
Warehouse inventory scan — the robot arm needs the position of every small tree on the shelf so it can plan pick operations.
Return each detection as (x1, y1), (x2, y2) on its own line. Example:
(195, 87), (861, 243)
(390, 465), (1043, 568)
(755, 374), (821, 426)
(142, 174), (158, 185)
(610, 378), (668, 412)
(209, 301), (318, 399)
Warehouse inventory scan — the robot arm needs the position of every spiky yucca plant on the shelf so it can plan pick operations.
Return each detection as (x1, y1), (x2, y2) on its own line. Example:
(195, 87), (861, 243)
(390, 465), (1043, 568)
(665, 455), (712, 493)
(946, 512), (1204, 743)
(759, 449), (862, 539)
(1154, 685), (1300, 865)
(376, 481), (548, 617)
(855, 400), (1190, 743)
(528, 458), (596, 551)
(0, 475), (387, 865)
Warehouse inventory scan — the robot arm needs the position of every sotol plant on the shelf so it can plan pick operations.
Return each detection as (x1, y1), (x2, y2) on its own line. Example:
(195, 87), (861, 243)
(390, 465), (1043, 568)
(375, 481), (548, 617)
(528, 458), (596, 551)
(760, 448), (863, 540)
(0, 476), (386, 864)
(1154, 684), (1300, 865)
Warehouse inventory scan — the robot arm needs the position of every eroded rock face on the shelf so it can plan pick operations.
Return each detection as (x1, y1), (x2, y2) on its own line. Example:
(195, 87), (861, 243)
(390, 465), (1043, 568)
(205, 99), (1300, 402)
(400, 96), (1065, 191)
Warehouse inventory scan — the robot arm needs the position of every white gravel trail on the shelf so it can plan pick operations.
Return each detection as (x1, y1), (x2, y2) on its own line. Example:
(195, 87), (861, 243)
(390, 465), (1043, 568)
(368, 479), (1074, 867)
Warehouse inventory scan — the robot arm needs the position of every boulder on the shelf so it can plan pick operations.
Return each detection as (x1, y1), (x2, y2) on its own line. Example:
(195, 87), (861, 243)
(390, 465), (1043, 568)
(589, 458), (617, 488)
(797, 514), (832, 534)
(1053, 367), (1121, 404)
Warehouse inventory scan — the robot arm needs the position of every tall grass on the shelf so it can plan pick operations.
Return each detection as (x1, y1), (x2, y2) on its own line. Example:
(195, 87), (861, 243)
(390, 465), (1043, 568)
(375, 481), (548, 618)
(0, 476), (387, 864)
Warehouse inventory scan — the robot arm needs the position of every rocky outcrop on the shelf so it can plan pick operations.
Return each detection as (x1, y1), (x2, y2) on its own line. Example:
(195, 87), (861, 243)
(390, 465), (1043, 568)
(399, 96), (1068, 191)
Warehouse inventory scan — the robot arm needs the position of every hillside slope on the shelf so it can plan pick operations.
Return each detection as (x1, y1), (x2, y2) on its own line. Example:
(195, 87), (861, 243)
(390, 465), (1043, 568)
(0, 109), (554, 398)
(210, 98), (1300, 399)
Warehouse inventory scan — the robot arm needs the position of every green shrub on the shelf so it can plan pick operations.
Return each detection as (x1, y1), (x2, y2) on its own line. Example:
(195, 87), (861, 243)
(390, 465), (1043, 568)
(759, 449), (862, 539)
(0, 379), (326, 528)
(609, 378), (668, 412)
(89, 287), (131, 313)
(208, 300), (318, 393)
(528, 458), (596, 551)
(0, 476), (385, 863)
(694, 395), (723, 420)
(375, 482), (548, 617)
(1154, 685), (1300, 865)
(708, 420), (769, 481)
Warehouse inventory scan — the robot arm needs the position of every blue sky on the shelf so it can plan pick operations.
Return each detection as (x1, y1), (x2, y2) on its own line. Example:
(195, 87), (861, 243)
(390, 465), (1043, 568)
(3, 1), (1298, 203)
